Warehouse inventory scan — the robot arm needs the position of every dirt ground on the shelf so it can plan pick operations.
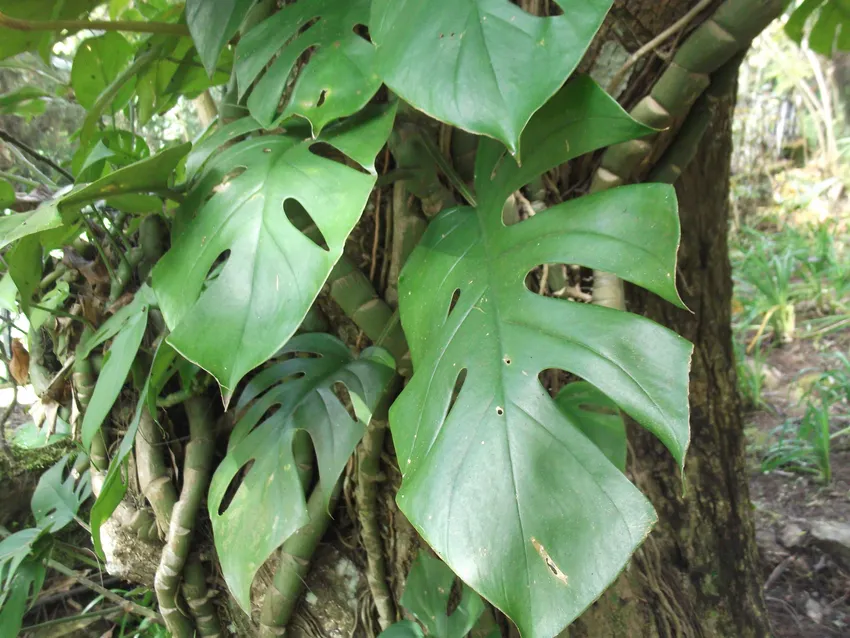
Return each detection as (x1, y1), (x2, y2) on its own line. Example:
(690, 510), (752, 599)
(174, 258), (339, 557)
(747, 331), (850, 637)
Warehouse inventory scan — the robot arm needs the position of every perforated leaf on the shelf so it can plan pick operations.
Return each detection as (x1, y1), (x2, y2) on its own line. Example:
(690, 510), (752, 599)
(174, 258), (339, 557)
(390, 77), (692, 638)
(208, 333), (395, 611)
(153, 104), (396, 401)
(235, 0), (381, 132)
(371, 0), (612, 155)
(31, 456), (92, 532)
(401, 553), (485, 638)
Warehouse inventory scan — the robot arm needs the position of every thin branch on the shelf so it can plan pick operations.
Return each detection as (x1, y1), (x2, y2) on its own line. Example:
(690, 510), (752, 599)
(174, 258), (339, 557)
(416, 130), (476, 207)
(0, 169), (41, 189)
(607, 0), (715, 94)
(0, 11), (189, 37)
(0, 129), (74, 182)
(46, 559), (164, 624)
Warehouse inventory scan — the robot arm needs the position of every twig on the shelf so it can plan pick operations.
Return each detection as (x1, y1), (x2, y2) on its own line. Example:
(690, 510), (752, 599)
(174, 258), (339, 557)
(763, 555), (795, 591)
(0, 169), (41, 189)
(20, 606), (124, 631)
(607, 0), (715, 94)
(0, 10), (189, 36)
(46, 559), (164, 624)
(0, 129), (74, 182)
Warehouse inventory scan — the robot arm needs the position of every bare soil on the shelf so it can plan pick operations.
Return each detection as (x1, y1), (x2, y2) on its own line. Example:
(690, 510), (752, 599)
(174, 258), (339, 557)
(747, 332), (850, 637)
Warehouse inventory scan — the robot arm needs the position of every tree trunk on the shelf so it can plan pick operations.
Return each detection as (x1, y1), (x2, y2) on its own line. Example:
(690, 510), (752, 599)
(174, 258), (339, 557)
(569, 55), (769, 638)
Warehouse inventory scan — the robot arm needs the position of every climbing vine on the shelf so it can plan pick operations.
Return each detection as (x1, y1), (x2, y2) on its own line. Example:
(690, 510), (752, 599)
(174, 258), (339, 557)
(0, 0), (791, 636)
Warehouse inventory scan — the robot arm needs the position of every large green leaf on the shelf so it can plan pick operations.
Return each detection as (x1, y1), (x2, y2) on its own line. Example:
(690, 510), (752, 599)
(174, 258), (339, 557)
(208, 333), (395, 612)
(401, 553), (485, 638)
(186, 0), (252, 76)
(555, 382), (627, 473)
(371, 0), (612, 155)
(389, 77), (692, 638)
(71, 33), (135, 111)
(31, 456), (92, 532)
(6, 235), (41, 313)
(235, 0), (381, 132)
(0, 529), (39, 591)
(153, 105), (395, 401)
(379, 621), (425, 638)
(80, 290), (151, 450)
(0, 0), (101, 61)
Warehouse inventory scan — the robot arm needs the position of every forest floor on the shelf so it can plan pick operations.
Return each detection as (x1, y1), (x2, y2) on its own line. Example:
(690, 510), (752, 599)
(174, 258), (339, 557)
(746, 328), (850, 637)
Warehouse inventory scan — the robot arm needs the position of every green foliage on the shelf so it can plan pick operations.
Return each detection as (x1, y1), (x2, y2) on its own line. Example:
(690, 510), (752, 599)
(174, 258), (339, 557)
(0, 455), (90, 633)
(390, 77), (690, 637)
(0, 1), (698, 635)
(0, 180), (14, 206)
(71, 33), (136, 111)
(555, 382), (627, 472)
(0, 0), (101, 61)
(236, 0), (381, 132)
(153, 106), (395, 399)
(208, 333), (395, 611)
(398, 553), (485, 638)
(371, 0), (612, 155)
(785, 0), (850, 56)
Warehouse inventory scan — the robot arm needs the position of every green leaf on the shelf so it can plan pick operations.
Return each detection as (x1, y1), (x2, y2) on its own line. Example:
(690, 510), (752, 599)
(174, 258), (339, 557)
(186, 0), (252, 76)
(6, 235), (41, 313)
(153, 104), (396, 400)
(235, 0), (381, 132)
(31, 456), (92, 532)
(0, 201), (64, 251)
(90, 340), (176, 558)
(81, 299), (149, 450)
(371, 0), (613, 155)
(61, 143), (191, 212)
(785, 0), (823, 44)
(0, 180), (14, 207)
(184, 116), (263, 182)
(78, 286), (155, 360)
(0, 0), (101, 61)
(71, 33), (136, 111)
(554, 382), (627, 473)
(401, 553), (485, 638)
(0, 561), (44, 637)
(11, 418), (71, 449)
(0, 529), (39, 591)
(0, 273), (18, 312)
(208, 333), (395, 612)
(389, 77), (691, 638)
(379, 621), (425, 638)
(785, 0), (850, 54)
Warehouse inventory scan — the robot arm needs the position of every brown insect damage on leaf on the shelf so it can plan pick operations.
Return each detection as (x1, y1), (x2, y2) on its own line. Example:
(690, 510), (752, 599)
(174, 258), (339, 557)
(531, 537), (569, 586)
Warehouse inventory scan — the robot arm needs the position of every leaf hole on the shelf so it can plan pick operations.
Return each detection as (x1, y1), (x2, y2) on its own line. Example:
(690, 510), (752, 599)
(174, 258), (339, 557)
(446, 288), (461, 319)
(538, 369), (573, 399)
(282, 198), (330, 251)
(217, 459), (254, 516)
(445, 368), (467, 422)
(204, 250), (231, 286)
(352, 23), (371, 42)
(316, 89), (327, 107)
(332, 381), (357, 422)
(496, 406), (504, 416)
(308, 142), (370, 175)
(213, 166), (247, 193)
(504, 356), (512, 365)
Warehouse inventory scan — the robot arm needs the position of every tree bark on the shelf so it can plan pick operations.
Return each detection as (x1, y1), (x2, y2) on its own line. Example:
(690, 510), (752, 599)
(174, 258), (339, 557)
(569, 56), (769, 638)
